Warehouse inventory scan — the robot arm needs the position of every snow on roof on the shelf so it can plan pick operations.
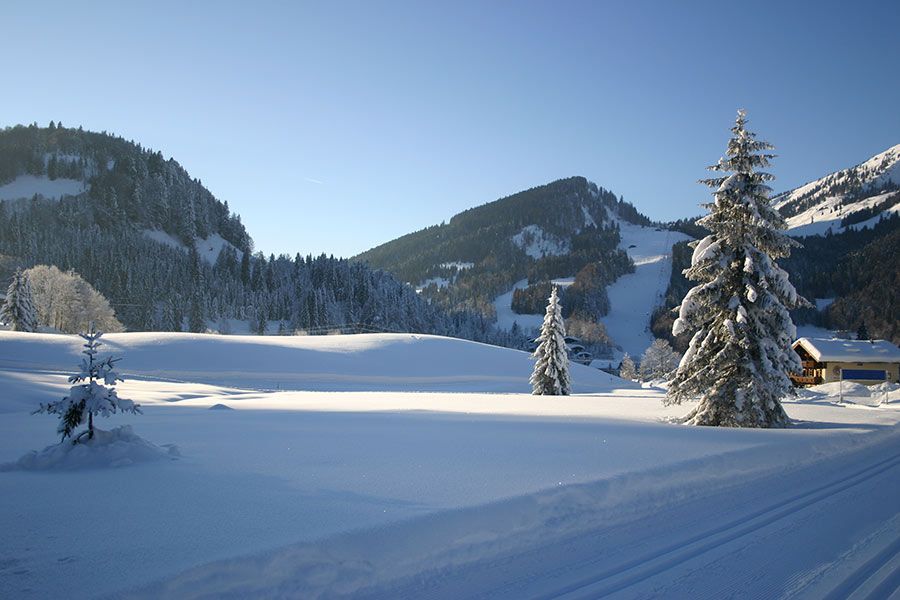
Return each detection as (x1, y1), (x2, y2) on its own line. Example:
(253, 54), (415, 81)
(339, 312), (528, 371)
(794, 338), (900, 363)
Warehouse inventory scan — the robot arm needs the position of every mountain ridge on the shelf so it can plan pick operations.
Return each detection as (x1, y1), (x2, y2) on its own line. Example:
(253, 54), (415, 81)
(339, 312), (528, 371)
(353, 177), (648, 323)
(774, 143), (900, 237)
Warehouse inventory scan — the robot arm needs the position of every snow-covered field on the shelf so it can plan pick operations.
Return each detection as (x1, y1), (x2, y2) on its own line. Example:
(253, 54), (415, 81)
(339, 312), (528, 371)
(600, 222), (691, 359)
(1, 332), (899, 599)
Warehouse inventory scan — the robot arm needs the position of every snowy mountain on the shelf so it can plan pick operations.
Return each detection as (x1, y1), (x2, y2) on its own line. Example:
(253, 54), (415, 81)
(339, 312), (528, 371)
(355, 177), (685, 356)
(773, 143), (900, 237)
(355, 176), (638, 286)
(0, 124), (514, 346)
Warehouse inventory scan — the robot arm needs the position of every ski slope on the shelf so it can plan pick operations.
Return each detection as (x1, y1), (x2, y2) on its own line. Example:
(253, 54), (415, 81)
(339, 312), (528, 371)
(0, 331), (898, 599)
(600, 222), (691, 359)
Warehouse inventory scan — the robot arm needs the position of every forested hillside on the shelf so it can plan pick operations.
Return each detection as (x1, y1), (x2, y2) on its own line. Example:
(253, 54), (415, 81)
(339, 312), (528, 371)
(355, 177), (645, 320)
(0, 123), (517, 346)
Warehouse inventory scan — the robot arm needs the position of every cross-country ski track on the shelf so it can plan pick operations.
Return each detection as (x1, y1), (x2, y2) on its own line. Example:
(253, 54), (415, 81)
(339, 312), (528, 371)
(352, 435), (900, 600)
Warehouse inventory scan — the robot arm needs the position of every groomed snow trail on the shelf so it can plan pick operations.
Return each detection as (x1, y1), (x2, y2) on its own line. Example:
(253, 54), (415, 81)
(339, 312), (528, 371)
(123, 430), (900, 600)
(349, 434), (900, 600)
(600, 222), (691, 360)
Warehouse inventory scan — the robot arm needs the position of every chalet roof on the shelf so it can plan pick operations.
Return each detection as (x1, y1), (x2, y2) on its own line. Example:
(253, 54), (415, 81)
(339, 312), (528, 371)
(793, 338), (900, 363)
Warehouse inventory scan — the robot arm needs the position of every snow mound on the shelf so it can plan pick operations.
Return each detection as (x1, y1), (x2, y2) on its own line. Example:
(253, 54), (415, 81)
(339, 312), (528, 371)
(794, 381), (899, 407)
(208, 403), (234, 411)
(1, 426), (179, 471)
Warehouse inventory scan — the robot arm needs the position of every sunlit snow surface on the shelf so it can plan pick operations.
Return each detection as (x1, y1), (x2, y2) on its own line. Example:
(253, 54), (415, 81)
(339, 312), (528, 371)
(0, 331), (897, 599)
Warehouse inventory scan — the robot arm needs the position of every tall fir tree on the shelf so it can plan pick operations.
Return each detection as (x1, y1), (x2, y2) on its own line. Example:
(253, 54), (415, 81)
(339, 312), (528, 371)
(35, 325), (141, 442)
(666, 110), (806, 427)
(1, 268), (38, 332)
(530, 286), (571, 395)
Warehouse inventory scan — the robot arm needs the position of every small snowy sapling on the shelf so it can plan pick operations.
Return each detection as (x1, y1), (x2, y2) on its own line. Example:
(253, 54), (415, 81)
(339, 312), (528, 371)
(530, 286), (571, 395)
(35, 324), (141, 442)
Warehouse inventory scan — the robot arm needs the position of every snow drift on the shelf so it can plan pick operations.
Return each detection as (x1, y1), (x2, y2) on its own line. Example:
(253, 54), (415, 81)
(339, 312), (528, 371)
(1, 425), (179, 471)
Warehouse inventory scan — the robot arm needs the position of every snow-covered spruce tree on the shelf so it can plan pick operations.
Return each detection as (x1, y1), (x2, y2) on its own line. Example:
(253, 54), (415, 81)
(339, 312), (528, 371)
(619, 353), (637, 381)
(35, 324), (141, 442)
(1, 268), (38, 332)
(666, 110), (806, 427)
(639, 339), (680, 382)
(530, 287), (571, 395)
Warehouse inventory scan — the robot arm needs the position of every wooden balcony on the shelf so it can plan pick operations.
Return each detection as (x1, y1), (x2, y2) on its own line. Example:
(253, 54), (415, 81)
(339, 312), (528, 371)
(801, 360), (821, 369)
(790, 373), (822, 386)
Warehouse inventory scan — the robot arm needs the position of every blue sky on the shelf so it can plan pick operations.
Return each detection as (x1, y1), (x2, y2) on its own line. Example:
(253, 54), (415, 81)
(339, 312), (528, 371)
(2, 0), (898, 257)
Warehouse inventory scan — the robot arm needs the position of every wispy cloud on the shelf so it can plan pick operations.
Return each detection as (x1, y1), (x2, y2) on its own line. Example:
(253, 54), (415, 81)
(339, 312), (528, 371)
(304, 177), (324, 185)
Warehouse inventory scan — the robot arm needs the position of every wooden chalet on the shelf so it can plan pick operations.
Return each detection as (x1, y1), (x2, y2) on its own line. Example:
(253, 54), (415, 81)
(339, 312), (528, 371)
(791, 337), (900, 386)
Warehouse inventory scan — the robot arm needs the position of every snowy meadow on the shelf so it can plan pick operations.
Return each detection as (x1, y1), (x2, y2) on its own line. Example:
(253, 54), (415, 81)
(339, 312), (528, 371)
(1, 331), (898, 598)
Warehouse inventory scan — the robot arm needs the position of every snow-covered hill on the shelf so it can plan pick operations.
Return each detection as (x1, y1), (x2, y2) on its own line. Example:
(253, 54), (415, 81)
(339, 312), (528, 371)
(774, 143), (900, 236)
(0, 331), (631, 413)
(142, 229), (242, 266)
